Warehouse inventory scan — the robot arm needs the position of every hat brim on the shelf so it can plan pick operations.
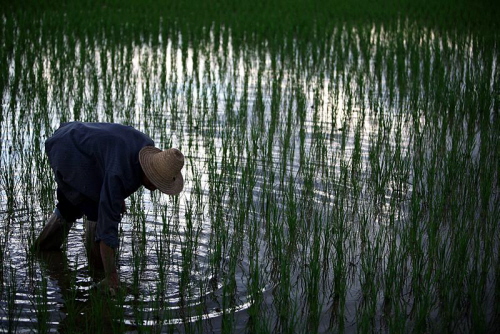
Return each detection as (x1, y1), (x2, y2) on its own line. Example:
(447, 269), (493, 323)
(139, 146), (184, 195)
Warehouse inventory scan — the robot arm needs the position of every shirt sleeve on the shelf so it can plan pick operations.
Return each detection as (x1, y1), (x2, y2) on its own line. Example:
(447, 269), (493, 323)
(95, 172), (127, 249)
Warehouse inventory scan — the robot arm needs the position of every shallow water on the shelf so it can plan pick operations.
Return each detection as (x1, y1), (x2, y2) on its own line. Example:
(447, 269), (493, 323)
(1, 18), (499, 333)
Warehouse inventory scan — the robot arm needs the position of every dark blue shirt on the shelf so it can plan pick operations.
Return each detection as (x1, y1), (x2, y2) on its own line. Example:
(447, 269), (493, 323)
(45, 122), (154, 248)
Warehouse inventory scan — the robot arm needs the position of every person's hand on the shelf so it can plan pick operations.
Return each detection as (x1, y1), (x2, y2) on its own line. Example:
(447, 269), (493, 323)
(96, 274), (119, 296)
(99, 242), (119, 296)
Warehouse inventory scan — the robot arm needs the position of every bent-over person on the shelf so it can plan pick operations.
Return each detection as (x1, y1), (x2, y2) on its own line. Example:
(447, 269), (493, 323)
(33, 121), (184, 294)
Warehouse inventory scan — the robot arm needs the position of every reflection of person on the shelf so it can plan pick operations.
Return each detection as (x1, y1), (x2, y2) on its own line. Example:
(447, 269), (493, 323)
(33, 121), (185, 293)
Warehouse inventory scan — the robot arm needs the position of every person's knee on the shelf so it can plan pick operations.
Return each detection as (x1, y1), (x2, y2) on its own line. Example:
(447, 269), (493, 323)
(56, 203), (83, 222)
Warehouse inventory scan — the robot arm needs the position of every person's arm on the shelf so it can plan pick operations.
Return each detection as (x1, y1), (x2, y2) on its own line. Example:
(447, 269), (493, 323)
(97, 173), (126, 249)
(96, 173), (127, 291)
(100, 241), (119, 290)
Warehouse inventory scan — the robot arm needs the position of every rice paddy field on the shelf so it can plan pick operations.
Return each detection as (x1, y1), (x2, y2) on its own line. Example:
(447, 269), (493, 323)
(1, 0), (499, 333)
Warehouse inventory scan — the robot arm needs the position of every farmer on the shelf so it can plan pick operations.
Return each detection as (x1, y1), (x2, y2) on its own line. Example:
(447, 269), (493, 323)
(33, 121), (184, 293)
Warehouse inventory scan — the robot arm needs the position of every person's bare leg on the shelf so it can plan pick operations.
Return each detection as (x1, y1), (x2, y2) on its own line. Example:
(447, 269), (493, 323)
(99, 242), (119, 292)
(33, 211), (74, 251)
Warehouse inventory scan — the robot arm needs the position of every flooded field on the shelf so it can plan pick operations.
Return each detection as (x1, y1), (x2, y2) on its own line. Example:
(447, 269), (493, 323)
(1, 1), (499, 333)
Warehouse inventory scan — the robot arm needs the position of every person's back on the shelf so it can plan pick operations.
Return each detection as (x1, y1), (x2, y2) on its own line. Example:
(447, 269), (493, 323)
(45, 122), (154, 204)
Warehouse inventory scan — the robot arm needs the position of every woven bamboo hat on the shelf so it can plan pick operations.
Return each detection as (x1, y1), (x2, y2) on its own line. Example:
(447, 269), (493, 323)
(139, 147), (184, 195)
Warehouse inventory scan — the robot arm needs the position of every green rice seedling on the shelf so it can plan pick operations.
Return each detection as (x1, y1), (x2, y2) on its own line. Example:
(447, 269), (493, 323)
(381, 225), (408, 332)
(85, 288), (112, 334)
(304, 207), (324, 333)
(107, 289), (128, 333)
(357, 225), (384, 333)
(153, 219), (170, 301)
(178, 197), (202, 318)
(131, 252), (148, 295)
(219, 247), (238, 333)
(3, 262), (21, 333)
(245, 251), (270, 333)
(61, 283), (81, 332)
(327, 196), (349, 332)
(32, 275), (50, 333)
(0, 260), (3, 295)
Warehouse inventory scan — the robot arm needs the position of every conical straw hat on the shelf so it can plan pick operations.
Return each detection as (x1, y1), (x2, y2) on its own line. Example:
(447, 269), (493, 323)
(139, 147), (184, 195)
